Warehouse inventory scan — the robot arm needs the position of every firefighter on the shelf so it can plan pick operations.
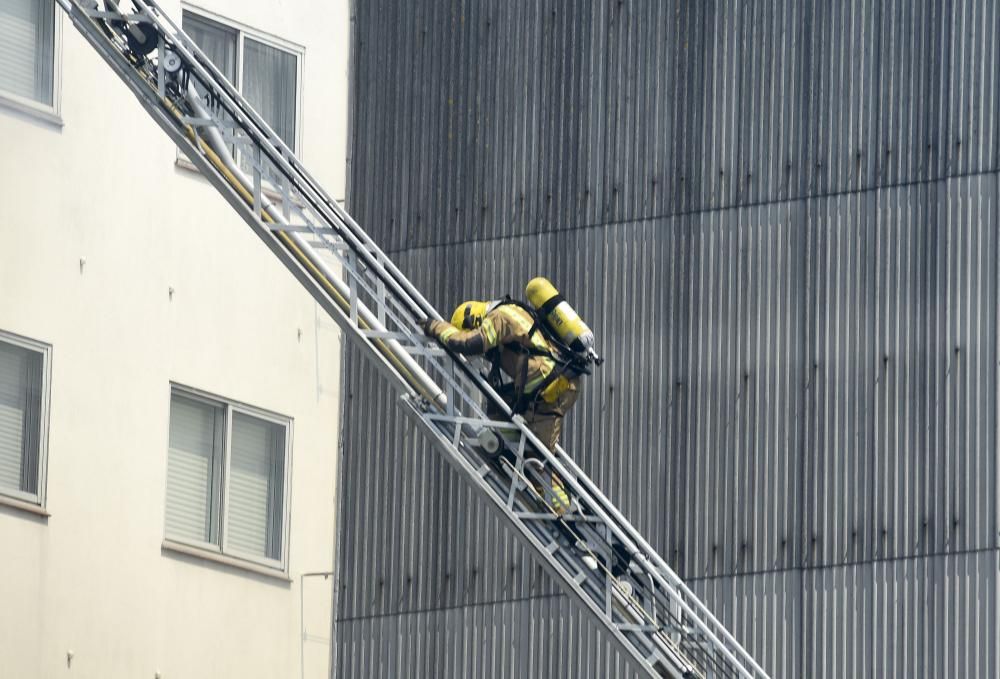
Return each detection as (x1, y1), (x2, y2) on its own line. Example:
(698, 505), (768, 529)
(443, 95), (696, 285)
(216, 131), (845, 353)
(421, 299), (581, 514)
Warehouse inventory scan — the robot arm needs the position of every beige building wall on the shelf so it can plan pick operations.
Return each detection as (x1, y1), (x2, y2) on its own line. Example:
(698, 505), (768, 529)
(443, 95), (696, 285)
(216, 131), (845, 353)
(0, 1), (348, 677)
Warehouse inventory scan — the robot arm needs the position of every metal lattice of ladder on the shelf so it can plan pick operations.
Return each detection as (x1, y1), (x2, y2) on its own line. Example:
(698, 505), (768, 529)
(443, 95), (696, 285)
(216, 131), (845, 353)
(53, 2), (773, 677)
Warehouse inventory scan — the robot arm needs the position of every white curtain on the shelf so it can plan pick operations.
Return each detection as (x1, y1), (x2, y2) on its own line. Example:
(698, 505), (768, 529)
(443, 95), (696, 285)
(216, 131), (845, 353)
(182, 11), (237, 85)
(227, 412), (285, 560)
(242, 37), (297, 151)
(0, 342), (41, 497)
(165, 395), (223, 545)
(0, 0), (55, 105)
(181, 12), (237, 160)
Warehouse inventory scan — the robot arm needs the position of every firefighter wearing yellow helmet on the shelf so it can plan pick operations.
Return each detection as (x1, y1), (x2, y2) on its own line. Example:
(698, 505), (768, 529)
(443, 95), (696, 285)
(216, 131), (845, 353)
(422, 295), (582, 515)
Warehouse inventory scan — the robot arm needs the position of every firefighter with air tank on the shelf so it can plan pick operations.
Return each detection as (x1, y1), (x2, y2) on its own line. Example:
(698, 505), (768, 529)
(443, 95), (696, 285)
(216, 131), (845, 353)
(422, 277), (600, 518)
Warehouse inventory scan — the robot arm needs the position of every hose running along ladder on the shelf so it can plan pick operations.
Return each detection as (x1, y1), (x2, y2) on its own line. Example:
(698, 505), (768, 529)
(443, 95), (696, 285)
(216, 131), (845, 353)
(54, 2), (772, 677)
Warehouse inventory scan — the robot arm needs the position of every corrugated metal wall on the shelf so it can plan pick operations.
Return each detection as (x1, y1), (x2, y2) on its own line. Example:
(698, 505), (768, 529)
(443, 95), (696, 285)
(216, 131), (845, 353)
(335, 1), (1000, 676)
(347, 0), (1000, 251)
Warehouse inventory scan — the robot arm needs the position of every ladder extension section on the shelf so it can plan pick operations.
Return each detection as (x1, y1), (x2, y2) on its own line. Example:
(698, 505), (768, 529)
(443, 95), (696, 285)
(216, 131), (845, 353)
(55, 2), (771, 677)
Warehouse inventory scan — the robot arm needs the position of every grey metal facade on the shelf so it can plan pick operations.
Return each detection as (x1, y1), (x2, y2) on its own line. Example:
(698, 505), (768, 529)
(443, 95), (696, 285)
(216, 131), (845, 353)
(335, 1), (1000, 676)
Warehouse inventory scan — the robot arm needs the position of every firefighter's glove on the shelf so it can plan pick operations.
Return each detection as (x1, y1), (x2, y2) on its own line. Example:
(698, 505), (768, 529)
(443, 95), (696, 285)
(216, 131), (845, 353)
(419, 317), (438, 338)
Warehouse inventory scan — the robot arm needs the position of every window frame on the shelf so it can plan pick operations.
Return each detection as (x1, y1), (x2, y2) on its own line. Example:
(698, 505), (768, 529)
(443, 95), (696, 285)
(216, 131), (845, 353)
(0, 0), (64, 126)
(0, 329), (52, 510)
(177, 5), (304, 161)
(164, 383), (293, 574)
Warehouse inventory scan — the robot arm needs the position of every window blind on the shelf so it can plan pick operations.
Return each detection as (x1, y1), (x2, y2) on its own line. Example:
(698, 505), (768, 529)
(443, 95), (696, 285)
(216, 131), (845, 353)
(182, 11), (237, 85)
(0, 343), (27, 492)
(242, 37), (297, 151)
(228, 412), (284, 560)
(165, 395), (223, 545)
(0, 341), (41, 497)
(0, 0), (54, 105)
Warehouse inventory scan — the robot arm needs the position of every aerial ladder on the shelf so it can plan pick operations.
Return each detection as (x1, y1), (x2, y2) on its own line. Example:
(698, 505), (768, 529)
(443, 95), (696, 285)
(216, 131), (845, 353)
(53, 2), (773, 677)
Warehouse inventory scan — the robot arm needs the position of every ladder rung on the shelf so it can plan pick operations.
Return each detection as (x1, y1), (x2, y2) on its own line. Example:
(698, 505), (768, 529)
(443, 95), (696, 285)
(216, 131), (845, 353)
(513, 511), (562, 521)
(266, 224), (316, 234)
(617, 623), (660, 633)
(358, 329), (416, 342)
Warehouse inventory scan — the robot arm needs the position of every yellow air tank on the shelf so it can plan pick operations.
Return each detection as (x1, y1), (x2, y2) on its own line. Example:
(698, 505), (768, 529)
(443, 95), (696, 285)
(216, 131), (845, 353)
(525, 277), (595, 355)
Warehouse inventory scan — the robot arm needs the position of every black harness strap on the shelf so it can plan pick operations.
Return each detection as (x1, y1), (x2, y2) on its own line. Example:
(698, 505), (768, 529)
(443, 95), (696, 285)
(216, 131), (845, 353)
(536, 293), (565, 317)
(485, 348), (504, 390)
(485, 299), (589, 414)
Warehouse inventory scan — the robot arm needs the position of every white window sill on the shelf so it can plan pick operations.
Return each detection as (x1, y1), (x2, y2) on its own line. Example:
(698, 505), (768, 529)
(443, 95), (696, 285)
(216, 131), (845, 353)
(0, 493), (50, 518)
(0, 93), (63, 128)
(162, 539), (291, 582)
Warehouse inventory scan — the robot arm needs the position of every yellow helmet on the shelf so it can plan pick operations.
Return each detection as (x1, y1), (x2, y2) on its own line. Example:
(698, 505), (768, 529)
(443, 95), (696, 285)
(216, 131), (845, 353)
(450, 300), (490, 329)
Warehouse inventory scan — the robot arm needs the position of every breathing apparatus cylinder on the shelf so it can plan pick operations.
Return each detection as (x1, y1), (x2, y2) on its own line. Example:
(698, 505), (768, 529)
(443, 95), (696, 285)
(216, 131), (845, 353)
(525, 277), (596, 356)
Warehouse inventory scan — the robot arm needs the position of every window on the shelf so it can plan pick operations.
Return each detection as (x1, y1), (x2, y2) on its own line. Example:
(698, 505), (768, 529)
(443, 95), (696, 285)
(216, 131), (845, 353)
(182, 10), (300, 153)
(0, 0), (58, 116)
(165, 386), (291, 570)
(0, 331), (50, 507)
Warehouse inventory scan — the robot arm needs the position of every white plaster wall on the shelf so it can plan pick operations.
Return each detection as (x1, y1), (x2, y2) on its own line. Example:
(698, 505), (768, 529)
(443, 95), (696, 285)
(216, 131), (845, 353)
(0, 1), (348, 677)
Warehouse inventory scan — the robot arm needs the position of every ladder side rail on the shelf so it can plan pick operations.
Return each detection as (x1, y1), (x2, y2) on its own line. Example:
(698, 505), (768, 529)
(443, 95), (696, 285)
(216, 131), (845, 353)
(323, 241), (755, 676)
(58, 9), (519, 492)
(560, 448), (768, 677)
(171, 18), (759, 674)
(318, 231), (751, 677)
(58, 4), (768, 677)
(484, 425), (758, 679)
(286, 270), (724, 676)
(306, 234), (761, 677)
(84, 14), (696, 679)
(554, 449), (769, 679)
(392, 397), (709, 678)
(561, 457), (763, 678)
(400, 397), (698, 679)
(181, 81), (454, 410)
(122, 0), (431, 323)
(64, 5), (689, 677)
(91, 2), (535, 432)
(129, 0), (460, 413)
(408, 335), (758, 675)
(155, 0), (537, 443)
(56, 2), (444, 413)
(140, 0), (435, 310)
(414, 340), (755, 676)
(136, 0), (448, 329)
(410, 408), (717, 678)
